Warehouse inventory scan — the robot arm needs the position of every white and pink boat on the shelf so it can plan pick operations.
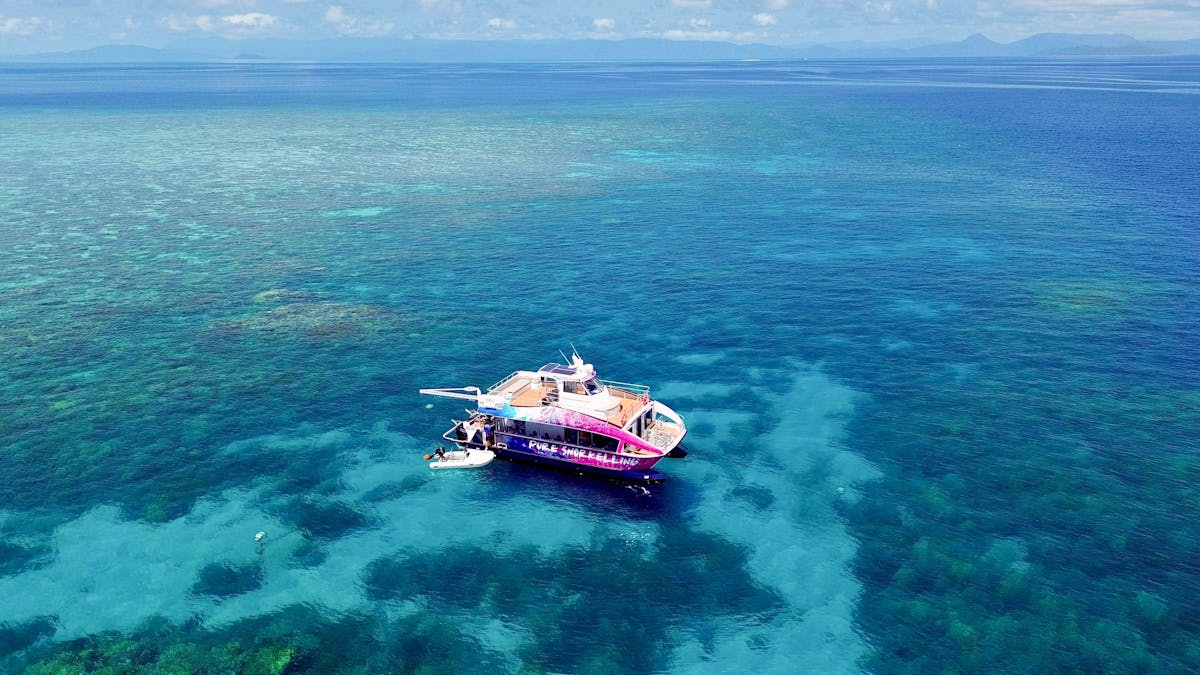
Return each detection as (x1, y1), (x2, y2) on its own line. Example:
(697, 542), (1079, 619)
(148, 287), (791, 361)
(420, 352), (688, 482)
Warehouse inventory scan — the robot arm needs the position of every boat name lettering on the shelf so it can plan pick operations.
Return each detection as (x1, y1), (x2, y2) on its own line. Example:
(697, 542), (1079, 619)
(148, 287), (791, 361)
(527, 440), (640, 468)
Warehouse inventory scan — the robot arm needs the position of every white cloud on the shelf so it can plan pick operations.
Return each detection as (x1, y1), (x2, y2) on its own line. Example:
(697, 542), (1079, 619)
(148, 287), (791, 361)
(663, 29), (755, 41)
(1116, 7), (1181, 18)
(753, 12), (779, 25)
(767, 0), (791, 8)
(0, 15), (48, 35)
(421, 0), (464, 13)
(593, 17), (616, 31)
(324, 5), (395, 37)
(487, 17), (518, 30)
(222, 13), (278, 30)
(671, 0), (714, 8)
(690, 17), (711, 27)
(864, 1), (895, 21)
(1007, 0), (1153, 8)
(162, 14), (216, 32)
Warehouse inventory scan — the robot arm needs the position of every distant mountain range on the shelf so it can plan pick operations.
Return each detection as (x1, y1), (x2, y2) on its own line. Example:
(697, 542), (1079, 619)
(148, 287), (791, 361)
(7, 33), (1200, 62)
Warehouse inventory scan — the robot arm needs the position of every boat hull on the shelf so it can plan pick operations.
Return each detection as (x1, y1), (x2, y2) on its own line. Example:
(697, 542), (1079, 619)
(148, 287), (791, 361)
(495, 449), (668, 484)
(451, 436), (668, 483)
(503, 434), (663, 471)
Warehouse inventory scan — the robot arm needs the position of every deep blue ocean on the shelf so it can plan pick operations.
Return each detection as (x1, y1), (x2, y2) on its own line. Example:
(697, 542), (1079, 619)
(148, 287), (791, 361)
(1, 59), (1198, 673)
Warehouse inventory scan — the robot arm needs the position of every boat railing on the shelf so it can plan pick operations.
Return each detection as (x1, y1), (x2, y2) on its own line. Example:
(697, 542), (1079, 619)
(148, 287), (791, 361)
(600, 379), (650, 398)
(486, 371), (522, 393)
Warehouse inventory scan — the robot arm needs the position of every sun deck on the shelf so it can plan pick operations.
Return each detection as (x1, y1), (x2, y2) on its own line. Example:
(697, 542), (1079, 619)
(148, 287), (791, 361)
(489, 372), (648, 428)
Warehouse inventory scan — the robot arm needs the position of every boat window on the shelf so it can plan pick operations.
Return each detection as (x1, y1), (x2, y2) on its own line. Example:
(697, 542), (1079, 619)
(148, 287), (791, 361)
(564, 428), (578, 445)
(533, 423), (553, 440)
(583, 378), (604, 395)
(562, 380), (585, 395)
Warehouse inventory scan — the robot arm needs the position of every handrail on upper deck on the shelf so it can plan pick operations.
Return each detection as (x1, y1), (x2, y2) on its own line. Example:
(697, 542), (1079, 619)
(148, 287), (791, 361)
(486, 371), (522, 393)
(599, 379), (651, 396)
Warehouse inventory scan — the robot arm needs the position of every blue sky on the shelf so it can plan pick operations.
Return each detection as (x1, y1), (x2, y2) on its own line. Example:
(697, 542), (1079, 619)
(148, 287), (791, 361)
(2, 0), (1199, 54)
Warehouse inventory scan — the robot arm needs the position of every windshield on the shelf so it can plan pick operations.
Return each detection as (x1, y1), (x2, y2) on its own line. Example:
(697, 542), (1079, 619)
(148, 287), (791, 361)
(583, 378), (604, 395)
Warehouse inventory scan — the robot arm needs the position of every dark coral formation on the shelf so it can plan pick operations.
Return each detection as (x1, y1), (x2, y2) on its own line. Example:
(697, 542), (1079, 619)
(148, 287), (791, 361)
(219, 302), (400, 338)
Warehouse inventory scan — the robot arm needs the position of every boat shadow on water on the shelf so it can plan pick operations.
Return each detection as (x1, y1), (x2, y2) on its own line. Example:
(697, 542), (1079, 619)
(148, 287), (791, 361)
(462, 457), (693, 520)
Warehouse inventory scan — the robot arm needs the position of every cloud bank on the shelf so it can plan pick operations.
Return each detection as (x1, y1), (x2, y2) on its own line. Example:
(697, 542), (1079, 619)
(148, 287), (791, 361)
(0, 0), (1198, 54)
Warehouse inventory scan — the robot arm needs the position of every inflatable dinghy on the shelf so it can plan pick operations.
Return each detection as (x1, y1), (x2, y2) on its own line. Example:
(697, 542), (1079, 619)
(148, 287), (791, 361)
(429, 449), (495, 470)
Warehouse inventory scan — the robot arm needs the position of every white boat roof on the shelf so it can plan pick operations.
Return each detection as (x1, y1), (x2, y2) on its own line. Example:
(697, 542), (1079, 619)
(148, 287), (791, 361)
(536, 360), (595, 381)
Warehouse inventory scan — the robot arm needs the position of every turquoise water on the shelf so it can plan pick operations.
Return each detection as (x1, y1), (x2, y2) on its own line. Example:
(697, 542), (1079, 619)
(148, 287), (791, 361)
(1, 60), (1198, 672)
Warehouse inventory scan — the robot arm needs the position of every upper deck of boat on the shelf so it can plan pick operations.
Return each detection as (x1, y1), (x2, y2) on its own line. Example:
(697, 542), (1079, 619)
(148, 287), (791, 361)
(490, 373), (646, 428)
